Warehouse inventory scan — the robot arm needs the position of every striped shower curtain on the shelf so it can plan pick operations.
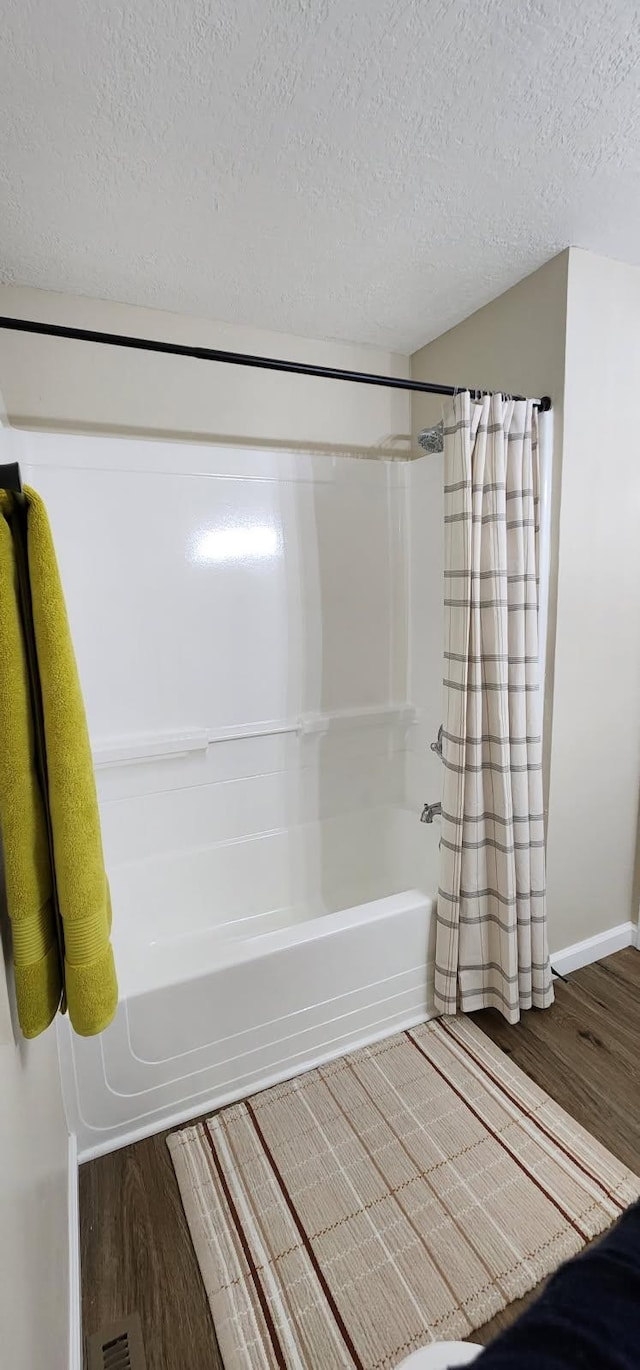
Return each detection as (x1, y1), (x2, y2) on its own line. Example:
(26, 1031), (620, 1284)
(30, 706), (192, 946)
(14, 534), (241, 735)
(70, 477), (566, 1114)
(435, 391), (554, 1024)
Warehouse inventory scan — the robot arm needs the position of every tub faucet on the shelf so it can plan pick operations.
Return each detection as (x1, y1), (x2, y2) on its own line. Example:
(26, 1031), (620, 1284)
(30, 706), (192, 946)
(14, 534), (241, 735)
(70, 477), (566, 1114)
(421, 800), (442, 824)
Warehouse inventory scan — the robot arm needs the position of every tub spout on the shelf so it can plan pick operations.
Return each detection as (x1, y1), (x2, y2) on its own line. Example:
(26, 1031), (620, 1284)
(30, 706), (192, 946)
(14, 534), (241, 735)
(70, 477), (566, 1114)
(421, 801), (442, 824)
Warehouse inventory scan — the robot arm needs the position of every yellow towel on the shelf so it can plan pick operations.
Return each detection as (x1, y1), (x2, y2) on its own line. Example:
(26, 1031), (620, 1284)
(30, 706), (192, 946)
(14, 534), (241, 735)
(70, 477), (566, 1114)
(0, 487), (117, 1037)
(0, 499), (60, 1036)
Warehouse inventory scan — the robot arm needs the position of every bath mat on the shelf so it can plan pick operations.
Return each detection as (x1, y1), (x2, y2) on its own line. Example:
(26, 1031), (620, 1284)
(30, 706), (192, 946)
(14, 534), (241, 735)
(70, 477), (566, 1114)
(168, 1018), (640, 1369)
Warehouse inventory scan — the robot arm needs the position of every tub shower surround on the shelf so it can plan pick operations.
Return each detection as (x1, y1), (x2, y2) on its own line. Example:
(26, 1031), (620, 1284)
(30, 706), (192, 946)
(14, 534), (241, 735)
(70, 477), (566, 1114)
(7, 427), (442, 1157)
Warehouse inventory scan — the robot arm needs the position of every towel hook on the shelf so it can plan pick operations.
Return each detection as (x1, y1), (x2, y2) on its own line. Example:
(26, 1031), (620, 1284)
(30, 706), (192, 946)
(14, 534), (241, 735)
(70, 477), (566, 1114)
(0, 461), (23, 495)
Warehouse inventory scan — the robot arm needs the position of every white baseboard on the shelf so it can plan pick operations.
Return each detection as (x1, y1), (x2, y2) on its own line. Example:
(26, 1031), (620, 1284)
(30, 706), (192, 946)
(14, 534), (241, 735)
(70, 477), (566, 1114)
(68, 1131), (82, 1370)
(551, 921), (636, 979)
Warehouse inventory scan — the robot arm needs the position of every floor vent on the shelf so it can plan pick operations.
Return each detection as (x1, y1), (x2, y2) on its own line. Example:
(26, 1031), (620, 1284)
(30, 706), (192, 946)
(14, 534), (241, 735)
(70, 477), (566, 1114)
(86, 1313), (147, 1370)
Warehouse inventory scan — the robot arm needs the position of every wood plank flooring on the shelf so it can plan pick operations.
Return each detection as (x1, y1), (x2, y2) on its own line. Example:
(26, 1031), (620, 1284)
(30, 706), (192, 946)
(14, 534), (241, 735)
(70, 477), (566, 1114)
(80, 947), (640, 1368)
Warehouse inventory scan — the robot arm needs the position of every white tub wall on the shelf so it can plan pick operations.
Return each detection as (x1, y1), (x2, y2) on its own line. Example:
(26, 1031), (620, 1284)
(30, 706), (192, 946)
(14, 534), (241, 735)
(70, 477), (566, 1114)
(109, 807), (417, 965)
(15, 437), (408, 731)
(7, 424), (414, 944)
(404, 454), (445, 819)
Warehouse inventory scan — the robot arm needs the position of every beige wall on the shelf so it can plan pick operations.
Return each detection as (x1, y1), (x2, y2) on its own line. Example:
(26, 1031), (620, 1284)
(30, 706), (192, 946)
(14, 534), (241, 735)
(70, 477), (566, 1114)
(545, 249), (640, 944)
(0, 286), (410, 453)
(0, 1029), (69, 1369)
(410, 252), (569, 438)
(410, 252), (569, 933)
(411, 247), (640, 952)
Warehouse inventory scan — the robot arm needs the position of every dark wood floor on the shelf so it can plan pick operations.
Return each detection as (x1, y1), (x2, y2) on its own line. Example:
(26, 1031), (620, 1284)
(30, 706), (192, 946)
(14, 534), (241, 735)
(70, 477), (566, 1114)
(80, 947), (640, 1368)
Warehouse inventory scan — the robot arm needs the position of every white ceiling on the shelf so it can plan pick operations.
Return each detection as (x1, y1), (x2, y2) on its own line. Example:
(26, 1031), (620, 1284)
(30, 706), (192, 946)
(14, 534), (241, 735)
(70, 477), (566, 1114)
(2, 0), (639, 353)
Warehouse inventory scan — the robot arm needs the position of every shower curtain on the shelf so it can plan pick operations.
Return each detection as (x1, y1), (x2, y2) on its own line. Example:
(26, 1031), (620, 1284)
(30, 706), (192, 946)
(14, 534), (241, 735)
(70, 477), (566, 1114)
(435, 390), (554, 1024)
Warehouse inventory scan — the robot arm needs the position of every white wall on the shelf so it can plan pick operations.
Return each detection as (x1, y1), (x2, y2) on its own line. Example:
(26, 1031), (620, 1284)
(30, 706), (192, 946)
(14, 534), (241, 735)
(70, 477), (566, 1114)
(0, 417), (71, 1370)
(0, 1030), (69, 1370)
(545, 249), (640, 943)
(0, 285), (410, 453)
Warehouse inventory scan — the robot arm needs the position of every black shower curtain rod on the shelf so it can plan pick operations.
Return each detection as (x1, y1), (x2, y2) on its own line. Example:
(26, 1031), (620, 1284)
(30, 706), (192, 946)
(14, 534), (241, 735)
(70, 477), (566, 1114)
(0, 315), (552, 410)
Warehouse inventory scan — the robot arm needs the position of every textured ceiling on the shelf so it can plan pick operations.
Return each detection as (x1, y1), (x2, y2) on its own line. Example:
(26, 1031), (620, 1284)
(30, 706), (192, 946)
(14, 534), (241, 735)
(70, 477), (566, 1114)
(1, 0), (640, 352)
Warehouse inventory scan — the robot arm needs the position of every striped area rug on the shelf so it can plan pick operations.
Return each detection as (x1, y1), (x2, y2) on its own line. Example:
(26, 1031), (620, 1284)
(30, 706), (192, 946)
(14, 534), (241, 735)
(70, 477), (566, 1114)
(168, 1018), (640, 1369)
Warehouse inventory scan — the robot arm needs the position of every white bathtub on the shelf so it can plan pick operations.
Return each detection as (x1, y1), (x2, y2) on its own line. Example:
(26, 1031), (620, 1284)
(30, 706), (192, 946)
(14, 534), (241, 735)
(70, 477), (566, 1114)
(58, 806), (439, 1159)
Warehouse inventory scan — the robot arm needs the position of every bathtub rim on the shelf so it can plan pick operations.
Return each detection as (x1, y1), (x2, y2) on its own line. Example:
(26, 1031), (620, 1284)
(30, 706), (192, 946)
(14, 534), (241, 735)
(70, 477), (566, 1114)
(118, 885), (435, 998)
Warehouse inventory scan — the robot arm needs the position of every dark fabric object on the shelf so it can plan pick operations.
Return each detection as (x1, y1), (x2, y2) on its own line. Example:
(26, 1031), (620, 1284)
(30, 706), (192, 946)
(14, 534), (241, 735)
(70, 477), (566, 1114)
(470, 1201), (640, 1368)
